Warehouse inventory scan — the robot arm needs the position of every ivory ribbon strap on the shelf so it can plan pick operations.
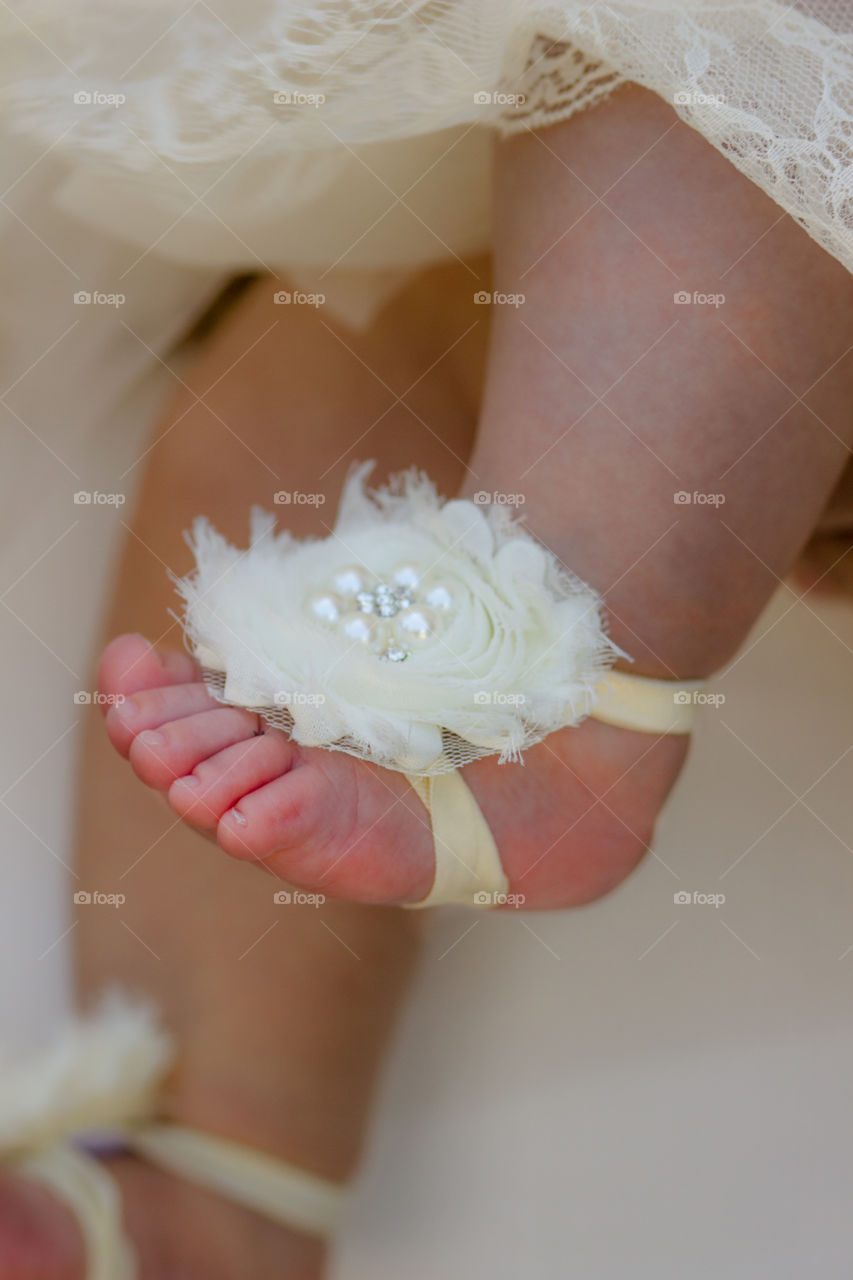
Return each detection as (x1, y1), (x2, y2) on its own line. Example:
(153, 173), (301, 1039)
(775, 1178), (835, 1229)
(403, 768), (509, 909)
(126, 1123), (346, 1238)
(588, 671), (707, 735)
(402, 671), (707, 909)
(20, 1145), (137, 1280)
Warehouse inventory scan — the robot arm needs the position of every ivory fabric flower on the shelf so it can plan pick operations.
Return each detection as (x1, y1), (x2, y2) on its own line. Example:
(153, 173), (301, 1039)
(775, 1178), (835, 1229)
(0, 992), (171, 1152)
(177, 462), (622, 774)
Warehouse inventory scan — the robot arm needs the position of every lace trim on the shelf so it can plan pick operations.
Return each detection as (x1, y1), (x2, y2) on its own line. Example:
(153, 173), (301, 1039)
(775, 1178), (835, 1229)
(499, 34), (628, 135)
(2, 3), (851, 274)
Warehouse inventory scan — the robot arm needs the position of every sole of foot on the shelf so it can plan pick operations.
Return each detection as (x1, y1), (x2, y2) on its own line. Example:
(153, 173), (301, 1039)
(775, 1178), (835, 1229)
(100, 634), (690, 910)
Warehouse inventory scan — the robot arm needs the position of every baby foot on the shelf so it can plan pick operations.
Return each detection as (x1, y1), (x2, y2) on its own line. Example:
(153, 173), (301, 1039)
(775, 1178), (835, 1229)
(0, 1157), (323, 1280)
(0, 1172), (84, 1279)
(100, 634), (689, 909)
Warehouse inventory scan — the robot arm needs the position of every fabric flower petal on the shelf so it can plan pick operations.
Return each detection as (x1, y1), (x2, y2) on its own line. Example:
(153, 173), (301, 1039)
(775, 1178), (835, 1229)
(177, 463), (623, 774)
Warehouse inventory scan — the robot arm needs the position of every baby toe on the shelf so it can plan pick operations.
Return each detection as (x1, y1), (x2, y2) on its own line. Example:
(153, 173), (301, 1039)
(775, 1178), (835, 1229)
(217, 767), (325, 865)
(216, 755), (433, 905)
(129, 707), (260, 791)
(168, 730), (296, 830)
(98, 634), (200, 704)
(106, 682), (221, 757)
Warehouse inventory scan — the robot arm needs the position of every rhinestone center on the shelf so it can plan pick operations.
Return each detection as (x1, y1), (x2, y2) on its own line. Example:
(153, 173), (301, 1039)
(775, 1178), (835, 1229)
(304, 564), (452, 662)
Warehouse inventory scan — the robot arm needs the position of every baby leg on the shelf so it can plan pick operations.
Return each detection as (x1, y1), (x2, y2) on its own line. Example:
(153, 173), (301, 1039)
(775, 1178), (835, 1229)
(3, 265), (479, 1277)
(457, 82), (853, 902)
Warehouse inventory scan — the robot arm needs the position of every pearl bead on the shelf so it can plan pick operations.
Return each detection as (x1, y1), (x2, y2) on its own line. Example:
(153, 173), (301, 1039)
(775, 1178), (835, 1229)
(380, 645), (409, 663)
(341, 614), (377, 647)
(307, 561), (446, 665)
(305, 591), (342, 625)
(332, 565), (367, 596)
(395, 607), (437, 644)
(391, 563), (420, 591)
(423, 582), (452, 610)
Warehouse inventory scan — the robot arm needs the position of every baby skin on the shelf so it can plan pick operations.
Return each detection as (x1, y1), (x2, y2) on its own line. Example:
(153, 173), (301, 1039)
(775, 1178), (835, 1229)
(101, 84), (853, 911)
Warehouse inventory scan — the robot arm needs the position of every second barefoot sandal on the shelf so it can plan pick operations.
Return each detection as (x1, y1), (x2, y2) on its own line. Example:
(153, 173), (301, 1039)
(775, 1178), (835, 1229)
(0, 995), (345, 1279)
(177, 463), (707, 909)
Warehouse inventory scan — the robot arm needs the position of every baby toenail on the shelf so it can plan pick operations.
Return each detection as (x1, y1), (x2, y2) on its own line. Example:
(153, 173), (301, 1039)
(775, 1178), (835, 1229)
(139, 730), (165, 749)
(229, 808), (248, 827)
(174, 775), (200, 789)
(115, 698), (138, 718)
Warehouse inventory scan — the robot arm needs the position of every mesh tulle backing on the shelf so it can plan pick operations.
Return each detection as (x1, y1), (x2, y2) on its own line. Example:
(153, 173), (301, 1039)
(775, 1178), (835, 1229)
(200, 665), (599, 778)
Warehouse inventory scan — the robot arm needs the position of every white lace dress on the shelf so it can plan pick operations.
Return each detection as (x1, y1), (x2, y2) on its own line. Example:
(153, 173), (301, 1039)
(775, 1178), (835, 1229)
(2, 1), (852, 310)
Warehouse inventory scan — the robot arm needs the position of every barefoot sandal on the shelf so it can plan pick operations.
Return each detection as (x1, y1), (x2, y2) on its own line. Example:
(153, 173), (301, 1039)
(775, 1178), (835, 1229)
(178, 463), (708, 910)
(0, 996), (345, 1279)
